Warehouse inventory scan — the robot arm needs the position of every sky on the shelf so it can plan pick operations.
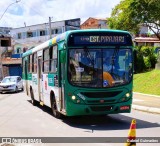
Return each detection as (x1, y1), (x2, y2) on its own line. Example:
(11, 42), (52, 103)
(0, 0), (120, 28)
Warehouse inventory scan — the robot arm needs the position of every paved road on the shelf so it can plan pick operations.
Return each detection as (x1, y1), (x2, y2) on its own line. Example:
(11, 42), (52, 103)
(132, 92), (160, 114)
(133, 92), (160, 108)
(0, 92), (160, 146)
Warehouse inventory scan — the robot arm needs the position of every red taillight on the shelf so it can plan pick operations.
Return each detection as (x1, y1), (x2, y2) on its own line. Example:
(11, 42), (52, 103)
(120, 106), (130, 110)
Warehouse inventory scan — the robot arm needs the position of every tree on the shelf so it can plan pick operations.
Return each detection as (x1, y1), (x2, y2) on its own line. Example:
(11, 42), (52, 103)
(108, 0), (160, 39)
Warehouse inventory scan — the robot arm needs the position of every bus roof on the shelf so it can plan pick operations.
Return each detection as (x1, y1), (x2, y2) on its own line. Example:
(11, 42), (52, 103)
(22, 29), (131, 58)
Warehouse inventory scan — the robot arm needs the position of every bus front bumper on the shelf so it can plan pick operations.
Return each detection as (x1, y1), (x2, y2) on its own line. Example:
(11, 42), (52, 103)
(66, 98), (132, 116)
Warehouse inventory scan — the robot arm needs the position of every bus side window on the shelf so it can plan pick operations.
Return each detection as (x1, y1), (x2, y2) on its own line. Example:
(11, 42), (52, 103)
(32, 53), (37, 73)
(43, 48), (50, 73)
(50, 45), (57, 72)
(28, 55), (32, 73)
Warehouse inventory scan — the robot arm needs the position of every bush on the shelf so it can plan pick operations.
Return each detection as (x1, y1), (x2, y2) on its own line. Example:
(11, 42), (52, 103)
(141, 46), (157, 69)
(134, 46), (157, 72)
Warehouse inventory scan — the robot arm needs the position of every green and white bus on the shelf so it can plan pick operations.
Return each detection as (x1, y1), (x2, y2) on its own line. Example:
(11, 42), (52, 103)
(22, 29), (133, 118)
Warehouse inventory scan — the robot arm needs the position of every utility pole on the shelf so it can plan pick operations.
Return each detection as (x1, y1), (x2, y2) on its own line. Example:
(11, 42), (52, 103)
(49, 17), (52, 39)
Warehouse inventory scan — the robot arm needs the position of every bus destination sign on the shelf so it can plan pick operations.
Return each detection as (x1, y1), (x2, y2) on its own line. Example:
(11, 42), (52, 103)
(74, 35), (126, 45)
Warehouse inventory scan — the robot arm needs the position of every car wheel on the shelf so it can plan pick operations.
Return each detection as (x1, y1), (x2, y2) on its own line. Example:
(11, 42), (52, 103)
(15, 86), (18, 93)
(21, 86), (24, 91)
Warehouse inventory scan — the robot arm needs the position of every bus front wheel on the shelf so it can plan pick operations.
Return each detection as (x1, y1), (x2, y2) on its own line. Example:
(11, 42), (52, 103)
(51, 98), (61, 118)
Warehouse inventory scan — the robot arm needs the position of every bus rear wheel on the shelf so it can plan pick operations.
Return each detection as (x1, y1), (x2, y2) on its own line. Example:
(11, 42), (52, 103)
(30, 88), (37, 106)
(51, 98), (61, 118)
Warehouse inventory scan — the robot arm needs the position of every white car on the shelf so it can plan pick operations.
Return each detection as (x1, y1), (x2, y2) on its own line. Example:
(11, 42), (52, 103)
(0, 76), (23, 93)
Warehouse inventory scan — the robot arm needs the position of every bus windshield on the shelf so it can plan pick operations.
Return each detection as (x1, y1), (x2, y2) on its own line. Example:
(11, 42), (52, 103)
(68, 48), (132, 88)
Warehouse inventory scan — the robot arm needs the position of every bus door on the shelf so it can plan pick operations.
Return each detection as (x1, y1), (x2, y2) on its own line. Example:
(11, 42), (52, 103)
(38, 56), (43, 101)
(24, 60), (29, 95)
(60, 50), (66, 111)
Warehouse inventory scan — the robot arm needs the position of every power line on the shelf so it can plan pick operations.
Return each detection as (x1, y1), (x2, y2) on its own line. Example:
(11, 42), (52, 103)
(0, 0), (21, 21)
(20, 1), (46, 20)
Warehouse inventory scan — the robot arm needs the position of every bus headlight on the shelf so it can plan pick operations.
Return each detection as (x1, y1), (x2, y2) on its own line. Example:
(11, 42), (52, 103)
(126, 93), (130, 97)
(119, 93), (131, 102)
(71, 95), (84, 104)
(71, 95), (76, 100)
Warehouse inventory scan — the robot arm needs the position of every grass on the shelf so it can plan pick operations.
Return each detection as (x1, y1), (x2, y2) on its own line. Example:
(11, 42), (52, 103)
(133, 69), (160, 96)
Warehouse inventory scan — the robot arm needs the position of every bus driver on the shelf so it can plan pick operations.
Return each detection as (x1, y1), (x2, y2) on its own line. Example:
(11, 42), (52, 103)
(103, 57), (115, 87)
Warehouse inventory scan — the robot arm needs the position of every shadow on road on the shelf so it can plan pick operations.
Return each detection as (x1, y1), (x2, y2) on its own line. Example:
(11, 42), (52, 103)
(27, 100), (160, 131)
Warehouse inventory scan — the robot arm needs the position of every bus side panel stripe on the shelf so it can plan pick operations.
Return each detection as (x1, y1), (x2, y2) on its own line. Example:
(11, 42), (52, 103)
(51, 38), (57, 45)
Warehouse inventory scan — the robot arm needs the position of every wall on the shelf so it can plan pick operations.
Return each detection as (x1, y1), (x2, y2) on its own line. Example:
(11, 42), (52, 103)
(81, 18), (107, 29)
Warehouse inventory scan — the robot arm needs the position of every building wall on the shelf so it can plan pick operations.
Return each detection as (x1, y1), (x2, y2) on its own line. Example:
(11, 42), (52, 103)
(0, 27), (12, 36)
(3, 66), (9, 77)
(81, 17), (107, 29)
(0, 38), (11, 80)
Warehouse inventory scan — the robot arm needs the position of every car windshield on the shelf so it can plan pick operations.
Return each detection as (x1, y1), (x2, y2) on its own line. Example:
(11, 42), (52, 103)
(68, 48), (132, 88)
(2, 77), (17, 83)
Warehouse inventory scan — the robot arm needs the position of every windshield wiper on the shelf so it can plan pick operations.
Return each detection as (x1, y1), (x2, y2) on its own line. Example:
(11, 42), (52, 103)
(84, 47), (94, 66)
(112, 80), (124, 85)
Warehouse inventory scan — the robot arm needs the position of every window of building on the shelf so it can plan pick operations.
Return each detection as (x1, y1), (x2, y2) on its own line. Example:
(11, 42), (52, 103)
(27, 32), (33, 38)
(40, 30), (45, 36)
(32, 31), (36, 37)
(22, 32), (26, 39)
(17, 33), (21, 39)
(52, 28), (62, 34)
(51, 29), (55, 34)
(16, 47), (21, 54)
(55, 29), (58, 34)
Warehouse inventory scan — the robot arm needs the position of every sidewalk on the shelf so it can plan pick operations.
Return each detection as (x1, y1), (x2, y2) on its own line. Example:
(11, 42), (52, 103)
(132, 92), (160, 114)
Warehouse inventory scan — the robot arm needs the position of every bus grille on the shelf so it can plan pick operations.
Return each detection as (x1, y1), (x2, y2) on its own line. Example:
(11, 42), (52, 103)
(87, 100), (115, 104)
(90, 106), (112, 112)
(81, 91), (122, 98)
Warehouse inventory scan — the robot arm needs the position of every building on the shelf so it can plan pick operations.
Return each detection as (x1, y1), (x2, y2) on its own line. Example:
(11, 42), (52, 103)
(80, 17), (108, 29)
(0, 27), (12, 80)
(10, 18), (80, 54)
(0, 27), (11, 36)
(134, 37), (160, 47)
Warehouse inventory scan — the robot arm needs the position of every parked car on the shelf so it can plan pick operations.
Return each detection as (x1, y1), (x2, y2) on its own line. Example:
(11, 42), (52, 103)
(0, 76), (23, 93)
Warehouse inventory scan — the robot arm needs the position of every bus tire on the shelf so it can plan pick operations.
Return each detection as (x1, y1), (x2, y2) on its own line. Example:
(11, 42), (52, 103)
(51, 97), (61, 118)
(30, 88), (37, 106)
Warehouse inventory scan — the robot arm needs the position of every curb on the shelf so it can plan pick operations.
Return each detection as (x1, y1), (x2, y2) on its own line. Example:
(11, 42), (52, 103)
(132, 105), (160, 114)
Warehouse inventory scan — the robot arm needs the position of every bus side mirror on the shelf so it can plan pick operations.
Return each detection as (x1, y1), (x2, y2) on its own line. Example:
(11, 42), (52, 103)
(60, 50), (66, 63)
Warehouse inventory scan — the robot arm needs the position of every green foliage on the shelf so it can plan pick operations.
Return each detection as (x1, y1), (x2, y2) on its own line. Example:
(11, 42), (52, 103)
(108, 0), (160, 39)
(134, 46), (157, 72)
(135, 47), (145, 72)
(141, 46), (157, 68)
(143, 57), (151, 69)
